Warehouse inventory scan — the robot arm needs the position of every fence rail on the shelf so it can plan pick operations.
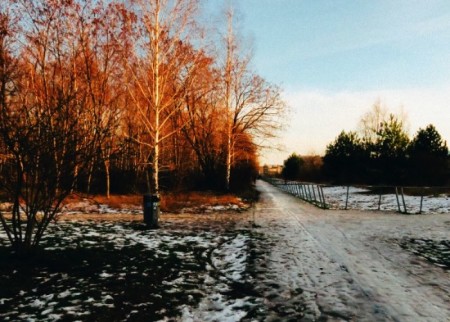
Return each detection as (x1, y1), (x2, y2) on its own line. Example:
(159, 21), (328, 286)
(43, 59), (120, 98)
(263, 177), (450, 214)
(264, 177), (329, 209)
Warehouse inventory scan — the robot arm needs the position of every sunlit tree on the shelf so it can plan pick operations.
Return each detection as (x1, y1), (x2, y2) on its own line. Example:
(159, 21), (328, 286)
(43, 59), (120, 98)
(125, 0), (203, 197)
(0, 1), (109, 250)
(221, 7), (286, 190)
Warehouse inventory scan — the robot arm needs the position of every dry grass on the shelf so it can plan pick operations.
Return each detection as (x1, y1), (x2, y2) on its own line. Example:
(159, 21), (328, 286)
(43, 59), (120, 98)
(92, 194), (142, 208)
(61, 191), (245, 214)
(160, 191), (244, 212)
(63, 194), (141, 209)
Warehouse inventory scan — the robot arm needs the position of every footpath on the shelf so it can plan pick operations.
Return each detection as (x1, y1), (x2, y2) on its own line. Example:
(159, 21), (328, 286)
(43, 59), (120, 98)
(251, 180), (450, 321)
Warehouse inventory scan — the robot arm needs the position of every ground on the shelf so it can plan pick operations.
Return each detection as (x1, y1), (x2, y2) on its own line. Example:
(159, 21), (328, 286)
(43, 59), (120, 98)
(0, 180), (449, 321)
(253, 181), (450, 321)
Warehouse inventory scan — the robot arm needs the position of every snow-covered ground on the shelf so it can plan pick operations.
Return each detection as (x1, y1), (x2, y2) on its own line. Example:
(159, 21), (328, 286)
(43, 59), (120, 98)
(259, 180), (450, 321)
(322, 185), (450, 214)
(0, 216), (262, 321)
(273, 179), (450, 214)
(0, 180), (449, 321)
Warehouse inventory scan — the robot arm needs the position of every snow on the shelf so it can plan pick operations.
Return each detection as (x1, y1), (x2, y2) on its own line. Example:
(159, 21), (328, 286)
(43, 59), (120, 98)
(211, 234), (248, 281)
(30, 299), (46, 308)
(275, 179), (449, 214)
(259, 180), (450, 321)
(322, 185), (450, 213)
(178, 230), (258, 321)
(57, 290), (71, 298)
(47, 313), (63, 321)
(180, 295), (250, 322)
(0, 216), (259, 321)
(0, 180), (449, 321)
(99, 272), (113, 278)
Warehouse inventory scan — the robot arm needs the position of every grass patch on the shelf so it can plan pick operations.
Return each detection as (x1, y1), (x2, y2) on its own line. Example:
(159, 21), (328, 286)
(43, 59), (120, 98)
(0, 220), (267, 321)
(63, 194), (141, 210)
(0, 228), (207, 320)
(400, 238), (450, 270)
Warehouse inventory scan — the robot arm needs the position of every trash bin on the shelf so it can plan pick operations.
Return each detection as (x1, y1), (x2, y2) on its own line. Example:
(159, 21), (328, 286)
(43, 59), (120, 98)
(143, 194), (160, 228)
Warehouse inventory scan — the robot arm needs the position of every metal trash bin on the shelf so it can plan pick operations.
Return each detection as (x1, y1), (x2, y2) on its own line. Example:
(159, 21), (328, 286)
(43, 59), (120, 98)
(143, 194), (160, 228)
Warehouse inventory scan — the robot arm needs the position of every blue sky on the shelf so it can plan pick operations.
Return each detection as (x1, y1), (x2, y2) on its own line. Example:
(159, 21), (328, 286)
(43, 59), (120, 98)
(208, 1), (450, 164)
(239, 0), (450, 91)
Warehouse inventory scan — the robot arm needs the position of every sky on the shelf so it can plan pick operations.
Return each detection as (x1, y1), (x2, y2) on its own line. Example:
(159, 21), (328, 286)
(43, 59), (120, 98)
(210, 0), (450, 165)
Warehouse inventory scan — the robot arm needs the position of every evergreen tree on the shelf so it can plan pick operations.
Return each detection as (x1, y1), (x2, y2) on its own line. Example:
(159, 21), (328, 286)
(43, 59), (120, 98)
(323, 131), (367, 184)
(372, 114), (409, 184)
(282, 153), (303, 181)
(408, 124), (448, 185)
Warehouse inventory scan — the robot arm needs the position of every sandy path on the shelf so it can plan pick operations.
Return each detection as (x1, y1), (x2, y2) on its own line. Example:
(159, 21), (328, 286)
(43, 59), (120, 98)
(253, 180), (450, 322)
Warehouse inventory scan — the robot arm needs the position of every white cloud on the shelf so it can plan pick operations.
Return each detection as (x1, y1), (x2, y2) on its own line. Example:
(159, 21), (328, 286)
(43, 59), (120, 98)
(260, 86), (450, 165)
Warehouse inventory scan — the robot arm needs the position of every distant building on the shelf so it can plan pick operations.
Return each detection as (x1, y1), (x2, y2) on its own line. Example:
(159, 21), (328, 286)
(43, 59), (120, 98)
(261, 164), (283, 176)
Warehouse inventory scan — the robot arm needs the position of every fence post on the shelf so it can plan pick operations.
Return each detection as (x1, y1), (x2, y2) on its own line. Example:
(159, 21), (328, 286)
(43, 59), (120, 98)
(316, 185), (322, 207)
(419, 195), (424, 214)
(395, 187), (402, 213)
(401, 187), (408, 214)
(311, 184), (317, 204)
(307, 184), (312, 202)
(318, 185), (325, 208)
(345, 186), (350, 210)
(378, 188), (382, 211)
(320, 186), (327, 209)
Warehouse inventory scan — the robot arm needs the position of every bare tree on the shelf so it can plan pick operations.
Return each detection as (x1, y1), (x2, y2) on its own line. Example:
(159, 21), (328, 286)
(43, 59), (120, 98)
(0, 1), (108, 250)
(358, 99), (388, 144)
(125, 0), (203, 196)
(73, 0), (129, 197)
(358, 99), (409, 144)
(180, 52), (225, 188)
(221, 8), (286, 190)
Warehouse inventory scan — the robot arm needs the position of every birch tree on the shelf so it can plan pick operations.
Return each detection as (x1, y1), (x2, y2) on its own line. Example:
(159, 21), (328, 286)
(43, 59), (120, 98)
(126, 0), (202, 195)
(221, 8), (286, 190)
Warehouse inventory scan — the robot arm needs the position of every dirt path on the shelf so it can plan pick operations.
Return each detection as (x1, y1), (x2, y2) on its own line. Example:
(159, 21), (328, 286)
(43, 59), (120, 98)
(252, 180), (450, 322)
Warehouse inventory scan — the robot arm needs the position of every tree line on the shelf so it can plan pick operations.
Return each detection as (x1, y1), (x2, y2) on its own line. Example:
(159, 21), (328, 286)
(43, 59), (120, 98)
(282, 102), (449, 186)
(0, 0), (285, 249)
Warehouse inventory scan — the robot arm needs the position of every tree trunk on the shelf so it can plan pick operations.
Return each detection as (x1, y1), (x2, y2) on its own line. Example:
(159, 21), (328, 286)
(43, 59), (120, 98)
(224, 8), (234, 191)
(225, 125), (232, 191)
(86, 161), (94, 194)
(104, 159), (110, 199)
